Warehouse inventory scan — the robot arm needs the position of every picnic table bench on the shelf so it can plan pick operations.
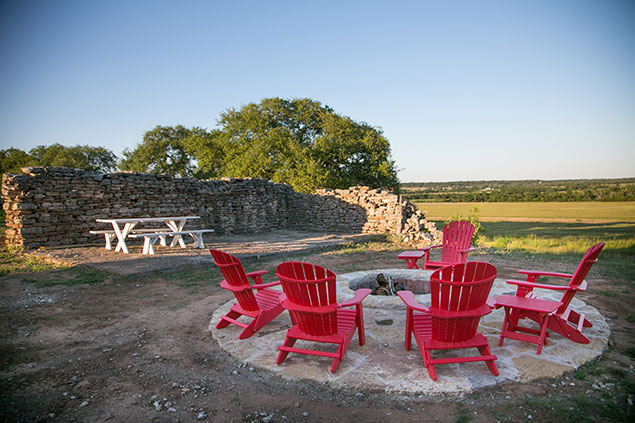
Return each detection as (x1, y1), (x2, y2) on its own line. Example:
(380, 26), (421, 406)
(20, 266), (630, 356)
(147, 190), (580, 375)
(92, 216), (213, 254)
(89, 229), (161, 250)
(128, 229), (215, 255)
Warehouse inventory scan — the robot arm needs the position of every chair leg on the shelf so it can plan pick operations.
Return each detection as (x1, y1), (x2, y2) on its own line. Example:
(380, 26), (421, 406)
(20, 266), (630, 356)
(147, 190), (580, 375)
(356, 304), (366, 346)
(549, 317), (590, 344)
(330, 357), (342, 373)
(567, 310), (593, 328)
(422, 348), (436, 380)
(405, 309), (413, 351)
(330, 343), (345, 373)
(239, 320), (259, 340)
(276, 336), (297, 365)
(478, 345), (499, 376)
(217, 310), (242, 329)
(426, 363), (437, 381)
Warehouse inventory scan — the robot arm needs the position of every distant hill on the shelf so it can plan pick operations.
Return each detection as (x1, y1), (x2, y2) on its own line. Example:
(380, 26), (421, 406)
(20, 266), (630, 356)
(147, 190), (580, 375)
(401, 178), (635, 202)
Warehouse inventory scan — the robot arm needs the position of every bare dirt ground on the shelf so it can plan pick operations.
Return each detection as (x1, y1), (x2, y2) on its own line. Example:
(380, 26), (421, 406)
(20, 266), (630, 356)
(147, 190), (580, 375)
(0, 238), (633, 422)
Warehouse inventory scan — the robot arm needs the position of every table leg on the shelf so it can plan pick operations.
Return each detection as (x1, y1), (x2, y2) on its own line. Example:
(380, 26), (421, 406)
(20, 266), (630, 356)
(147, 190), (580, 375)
(166, 219), (187, 248)
(191, 233), (205, 249)
(142, 236), (159, 255)
(405, 258), (419, 269)
(104, 233), (115, 250)
(536, 313), (549, 355)
(499, 307), (510, 346)
(113, 222), (134, 253)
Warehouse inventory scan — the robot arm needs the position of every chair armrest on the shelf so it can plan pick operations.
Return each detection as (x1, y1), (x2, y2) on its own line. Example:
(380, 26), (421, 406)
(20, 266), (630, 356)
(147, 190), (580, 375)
(518, 269), (573, 280)
(457, 247), (476, 253)
(486, 296), (496, 309)
(220, 279), (280, 292)
(246, 269), (268, 284)
(340, 289), (371, 308)
(249, 280), (281, 290)
(418, 244), (441, 252)
(506, 279), (586, 292)
(397, 290), (429, 313)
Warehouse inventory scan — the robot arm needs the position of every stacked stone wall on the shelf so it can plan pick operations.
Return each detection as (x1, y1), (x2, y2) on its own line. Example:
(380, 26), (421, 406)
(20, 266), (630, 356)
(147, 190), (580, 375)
(293, 187), (404, 233)
(2, 167), (440, 248)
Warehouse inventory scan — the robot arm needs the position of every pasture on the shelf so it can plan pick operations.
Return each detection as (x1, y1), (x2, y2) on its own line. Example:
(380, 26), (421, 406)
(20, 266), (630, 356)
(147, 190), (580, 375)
(415, 201), (635, 257)
(414, 201), (635, 222)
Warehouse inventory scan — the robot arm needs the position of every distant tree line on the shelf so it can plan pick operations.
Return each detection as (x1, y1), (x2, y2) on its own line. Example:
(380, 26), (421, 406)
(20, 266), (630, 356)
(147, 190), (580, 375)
(1, 144), (118, 175)
(1, 98), (399, 194)
(402, 179), (635, 202)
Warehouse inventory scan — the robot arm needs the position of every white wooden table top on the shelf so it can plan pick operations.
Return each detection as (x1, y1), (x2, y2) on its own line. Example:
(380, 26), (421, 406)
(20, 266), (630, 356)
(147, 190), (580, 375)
(96, 216), (200, 224)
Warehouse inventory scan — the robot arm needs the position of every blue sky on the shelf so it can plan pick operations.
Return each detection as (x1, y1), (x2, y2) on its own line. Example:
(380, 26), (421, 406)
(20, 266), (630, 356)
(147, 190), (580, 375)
(1, 0), (633, 182)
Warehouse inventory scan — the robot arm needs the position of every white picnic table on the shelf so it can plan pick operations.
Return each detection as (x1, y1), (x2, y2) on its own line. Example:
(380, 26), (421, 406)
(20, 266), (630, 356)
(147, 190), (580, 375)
(95, 216), (202, 254)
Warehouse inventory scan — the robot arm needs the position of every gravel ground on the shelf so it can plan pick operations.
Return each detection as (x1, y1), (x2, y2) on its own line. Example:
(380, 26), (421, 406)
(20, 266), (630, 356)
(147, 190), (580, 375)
(0, 237), (633, 422)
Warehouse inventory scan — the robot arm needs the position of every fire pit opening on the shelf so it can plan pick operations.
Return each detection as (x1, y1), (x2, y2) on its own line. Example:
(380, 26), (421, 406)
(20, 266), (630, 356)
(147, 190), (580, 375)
(347, 271), (430, 296)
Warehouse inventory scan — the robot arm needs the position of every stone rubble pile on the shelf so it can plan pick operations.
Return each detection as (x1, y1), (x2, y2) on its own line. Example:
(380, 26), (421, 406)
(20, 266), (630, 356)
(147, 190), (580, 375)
(2, 167), (440, 248)
(398, 202), (443, 247)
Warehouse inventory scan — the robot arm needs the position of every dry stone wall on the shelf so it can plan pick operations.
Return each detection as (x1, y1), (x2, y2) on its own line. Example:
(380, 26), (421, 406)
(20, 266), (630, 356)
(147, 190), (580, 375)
(295, 187), (403, 233)
(2, 167), (440, 248)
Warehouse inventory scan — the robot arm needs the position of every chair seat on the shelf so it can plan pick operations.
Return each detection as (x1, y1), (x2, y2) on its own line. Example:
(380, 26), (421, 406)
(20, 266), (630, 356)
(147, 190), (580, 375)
(256, 288), (285, 311)
(336, 309), (357, 333)
(412, 313), (491, 350)
(284, 308), (357, 343)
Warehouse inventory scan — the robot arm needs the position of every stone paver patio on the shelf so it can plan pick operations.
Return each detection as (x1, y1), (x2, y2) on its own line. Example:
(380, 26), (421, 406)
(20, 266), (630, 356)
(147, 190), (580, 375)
(210, 269), (609, 394)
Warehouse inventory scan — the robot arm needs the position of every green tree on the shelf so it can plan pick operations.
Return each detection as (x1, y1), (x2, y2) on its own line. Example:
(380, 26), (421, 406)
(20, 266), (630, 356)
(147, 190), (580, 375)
(312, 112), (398, 189)
(29, 143), (118, 172)
(212, 97), (399, 193)
(184, 129), (225, 179)
(119, 125), (203, 177)
(0, 148), (36, 174)
(2, 144), (117, 174)
(118, 98), (400, 192)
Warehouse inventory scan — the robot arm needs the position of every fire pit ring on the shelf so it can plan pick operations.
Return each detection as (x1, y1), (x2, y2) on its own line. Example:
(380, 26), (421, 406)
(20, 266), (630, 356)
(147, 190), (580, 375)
(337, 269), (434, 309)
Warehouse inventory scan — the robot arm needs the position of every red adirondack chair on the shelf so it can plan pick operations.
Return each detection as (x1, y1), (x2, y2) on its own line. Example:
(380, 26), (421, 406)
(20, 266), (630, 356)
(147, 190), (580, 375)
(275, 261), (371, 373)
(418, 220), (476, 270)
(397, 261), (499, 380)
(211, 249), (285, 340)
(505, 242), (605, 344)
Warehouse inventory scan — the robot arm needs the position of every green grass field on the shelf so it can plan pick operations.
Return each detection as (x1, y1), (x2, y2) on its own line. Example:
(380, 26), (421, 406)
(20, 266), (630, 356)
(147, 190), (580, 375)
(415, 201), (635, 222)
(420, 202), (635, 256)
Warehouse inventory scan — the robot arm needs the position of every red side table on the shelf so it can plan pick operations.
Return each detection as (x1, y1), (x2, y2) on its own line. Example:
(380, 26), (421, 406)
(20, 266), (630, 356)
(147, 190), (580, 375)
(397, 250), (426, 269)
(495, 295), (562, 355)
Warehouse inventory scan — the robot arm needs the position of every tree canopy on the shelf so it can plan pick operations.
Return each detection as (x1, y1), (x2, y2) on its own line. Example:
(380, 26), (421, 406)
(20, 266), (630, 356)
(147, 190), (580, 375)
(0, 148), (36, 175)
(2, 98), (400, 193)
(119, 125), (207, 177)
(120, 98), (399, 192)
(1, 144), (117, 174)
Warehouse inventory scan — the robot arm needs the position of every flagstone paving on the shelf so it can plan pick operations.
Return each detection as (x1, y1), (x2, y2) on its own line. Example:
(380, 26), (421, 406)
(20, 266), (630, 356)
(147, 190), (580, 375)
(211, 270), (609, 394)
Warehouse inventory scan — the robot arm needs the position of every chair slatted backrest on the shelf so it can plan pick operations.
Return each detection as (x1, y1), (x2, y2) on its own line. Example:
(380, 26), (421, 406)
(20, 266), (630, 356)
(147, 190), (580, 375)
(430, 262), (497, 343)
(441, 220), (475, 264)
(210, 249), (259, 311)
(276, 261), (338, 337)
(558, 242), (605, 313)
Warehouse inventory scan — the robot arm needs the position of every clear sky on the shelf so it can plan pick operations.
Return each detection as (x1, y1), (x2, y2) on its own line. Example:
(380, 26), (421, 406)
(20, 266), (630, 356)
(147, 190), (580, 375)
(1, 0), (633, 182)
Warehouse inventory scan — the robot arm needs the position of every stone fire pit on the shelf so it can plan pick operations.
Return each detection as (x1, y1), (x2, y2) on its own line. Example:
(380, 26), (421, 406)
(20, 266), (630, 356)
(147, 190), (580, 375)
(338, 269), (433, 309)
